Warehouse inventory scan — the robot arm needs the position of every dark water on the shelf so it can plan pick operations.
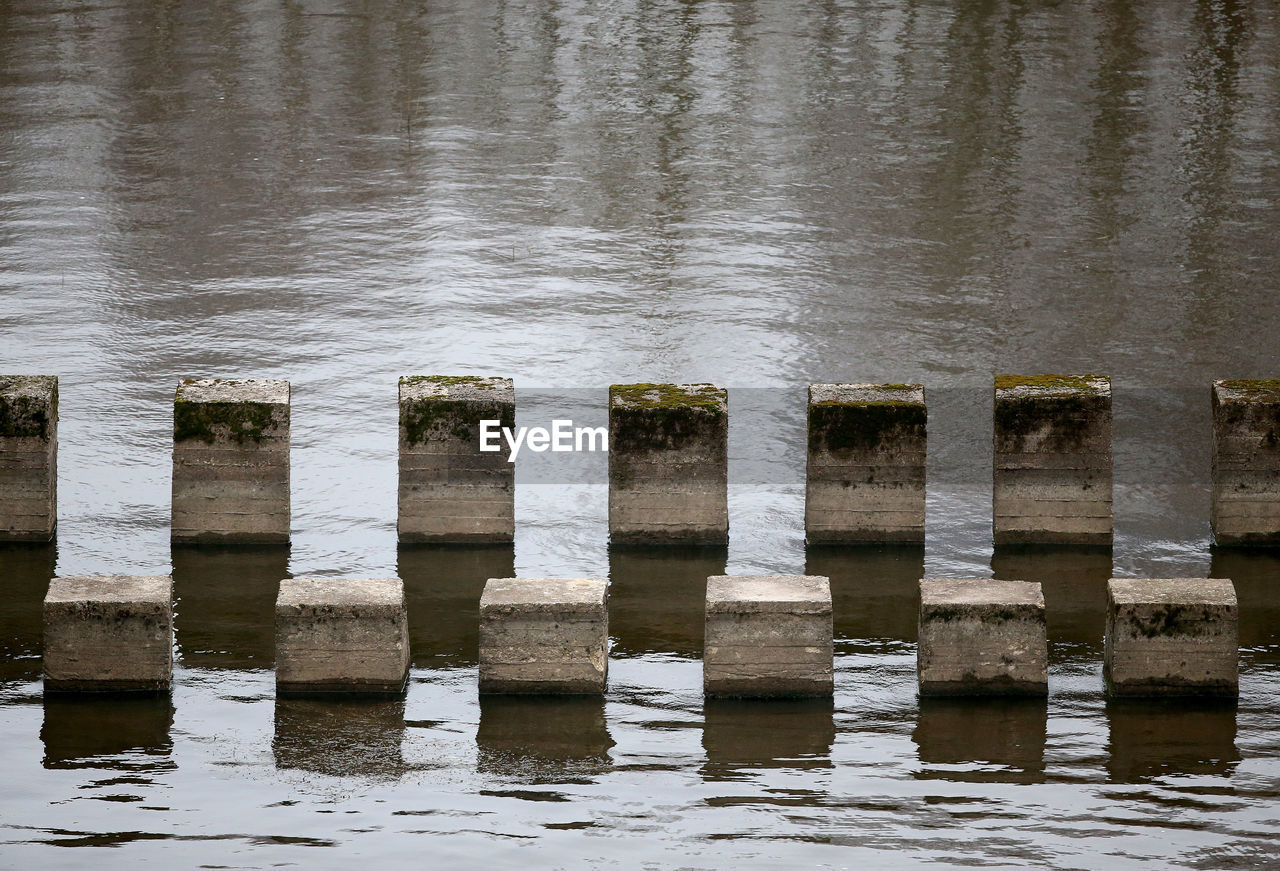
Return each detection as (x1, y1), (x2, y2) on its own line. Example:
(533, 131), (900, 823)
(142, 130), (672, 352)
(3, 0), (1280, 866)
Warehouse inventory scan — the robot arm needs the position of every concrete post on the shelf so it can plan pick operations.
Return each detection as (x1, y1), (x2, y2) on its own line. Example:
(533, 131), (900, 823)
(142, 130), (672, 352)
(398, 375), (515, 543)
(0, 375), (57, 541)
(805, 383), (926, 544)
(171, 378), (290, 543)
(1211, 380), (1280, 545)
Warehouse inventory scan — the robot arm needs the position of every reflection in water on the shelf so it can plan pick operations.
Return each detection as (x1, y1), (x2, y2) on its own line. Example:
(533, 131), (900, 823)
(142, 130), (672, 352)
(476, 696), (613, 783)
(805, 545), (923, 642)
(172, 544), (289, 669)
(0, 543), (55, 684)
(1106, 699), (1239, 782)
(273, 696), (406, 780)
(608, 545), (726, 657)
(913, 697), (1047, 784)
(991, 546), (1112, 647)
(701, 698), (834, 782)
(42, 695), (174, 771)
(1209, 550), (1280, 648)
(397, 544), (515, 668)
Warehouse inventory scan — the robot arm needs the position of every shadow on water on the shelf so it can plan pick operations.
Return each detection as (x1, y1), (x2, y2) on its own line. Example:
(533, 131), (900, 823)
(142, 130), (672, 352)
(992, 545), (1113, 649)
(700, 698), (835, 782)
(476, 695), (614, 784)
(1209, 549), (1280, 649)
(608, 544), (727, 657)
(1106, 698), (1239, 782)
(172, 544), (289, 669)
(913, 696), (1048, 784)
(805, 545), (924, 643)
(42, 694), (174, 771)
(0, 542), (55, 683)
(397, 544), (515, 668)
(273, 696), (407, 780)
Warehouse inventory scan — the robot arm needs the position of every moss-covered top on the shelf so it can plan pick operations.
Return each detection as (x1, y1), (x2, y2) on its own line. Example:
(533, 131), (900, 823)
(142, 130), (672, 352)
(994, 374), (1109, 396)
(399, 375), (515, 447)
(399, 375), (513, 402)
(1215, 379), (1280, 403)
(174, 379), (288, 445)
(0, 375), (58, 439)
(609, 382), (727, 412)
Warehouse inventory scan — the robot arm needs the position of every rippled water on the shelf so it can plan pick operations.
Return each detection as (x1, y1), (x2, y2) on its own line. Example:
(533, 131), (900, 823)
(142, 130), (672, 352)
(3, 0), (1280, 867)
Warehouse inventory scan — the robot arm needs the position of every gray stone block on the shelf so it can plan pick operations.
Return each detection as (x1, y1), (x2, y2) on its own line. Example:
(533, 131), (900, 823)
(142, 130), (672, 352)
(398, 375), (515, 543)
(993, 375), (1112, 546)
(172, 378), (290, 543)
(479, 577), (609, 694)
(918, 578), (1048, 696)
(704, 575), (833, 698)
(43, 575), (173, 692)
(1212, 380), (1280, 545)
(275, 577), (410, 695)
(806, 383), (926, 544)
(0, 375), (57, 541)
(1104, 578), (1238, 697)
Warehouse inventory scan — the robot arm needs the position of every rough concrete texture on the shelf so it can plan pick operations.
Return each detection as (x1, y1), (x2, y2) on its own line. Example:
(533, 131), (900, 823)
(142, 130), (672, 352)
(172, 378), (290, 543)
(993, 374), (1112, 545)
(1105, 577), (1238, 697)
(479, 577), (609, 694)
(704, 575), (833, 698)
(918, 578), (1048, 696)
(0, 375), (57, 541)
(806, 383), (926, 544)
(608, 383), (728, 545)
(275, 577), (410, 695)
(1212, 380), (1280, 545)
(398, 375), (514, 543)
(43, 575), (173, 692)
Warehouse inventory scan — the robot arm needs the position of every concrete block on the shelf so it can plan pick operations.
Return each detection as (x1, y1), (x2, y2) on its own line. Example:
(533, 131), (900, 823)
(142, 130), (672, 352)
(917, 578), (1047, 696)
(1212, 380), (1280, 545)
(43, 575), (173, 692)
(0, 375), (57, 541)
(609, 383), (727, 545)
(704, 575), (833, 698)
(806, 383), (926, 544)
(1104, 578), (1238, 697)
(479, 577), (609, 694)
(171, 378), (290, 543)
(275, 577), (410, 695)
(993, 374), (1112, 546)
(398, 375), (515, 543)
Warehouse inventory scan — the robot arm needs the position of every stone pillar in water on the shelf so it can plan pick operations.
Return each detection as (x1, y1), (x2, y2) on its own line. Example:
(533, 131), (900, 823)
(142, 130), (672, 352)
(805, 383), (926, 544)
(0, 375), (57, 541)
(993, 375), (1112, 546)
(608, 383), (728, 545)
(1211, 380), (1280, 545)
(171, 378), (290, 543)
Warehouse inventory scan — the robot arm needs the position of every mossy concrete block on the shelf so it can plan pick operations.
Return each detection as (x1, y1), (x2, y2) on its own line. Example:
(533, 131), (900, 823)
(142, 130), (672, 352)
(479, 577), (609, 694)
(806, 383), (926, 544)
(704, 575), (833, 699)
(1212, 380), (1280, 545)
(1104, 578), (1238, 697)
(993, 374), (1112, 546)
(172, 378), (290, 543)
(275, 577), (410, 696)
(608, 383), (728, 545)
(918, 578), (1048, 696)
(43, 575), (173, 692)
(398, 375), (515, 544)
(0, 375), (58, 541)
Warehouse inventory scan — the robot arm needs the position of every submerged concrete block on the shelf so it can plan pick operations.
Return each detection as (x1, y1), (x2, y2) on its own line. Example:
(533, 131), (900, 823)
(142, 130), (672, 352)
(1105, 578), (1238, 697)
(918, 578), (1047, 696)
(993, 374), (1112, 546)
(398, 375), (515, 543)
(479, 577), (609, 694)
(1212, 380), (1280, 545)
(275, 577), (410, 695)
(0, 375), (57, 541)
(609, 383), (727, 545)
(43, 575), (173, 692)
(806, 383), (926, 544)
(171, 378), (290, 543)
(704, 575), (833, 698)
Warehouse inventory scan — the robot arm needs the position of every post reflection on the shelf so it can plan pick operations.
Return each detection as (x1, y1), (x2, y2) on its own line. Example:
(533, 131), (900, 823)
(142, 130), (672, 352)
(700, 698), (835, 782)
(397, 544), (515, 668)
(1209, 549), (1280, 648)
(42, 694), (175, 771)
(476, 696), (613, 783)
(172, 544), (289, 669)
(991, 545), (1112, 647)
(0, 542), (55, 684)
(273, 696), (407, 780)
(1106, 699), (1239, 782)
(608, 545), (727, 657)
(913, 697), (1048, 784)
(805, 544), (924, 642)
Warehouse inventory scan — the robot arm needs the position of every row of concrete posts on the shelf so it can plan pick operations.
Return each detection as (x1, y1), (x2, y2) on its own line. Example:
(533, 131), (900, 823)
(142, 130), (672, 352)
(5, 374), (1280, 546)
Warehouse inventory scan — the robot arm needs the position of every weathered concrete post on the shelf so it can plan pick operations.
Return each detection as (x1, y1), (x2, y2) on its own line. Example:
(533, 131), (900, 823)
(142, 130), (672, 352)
(704, 575), (833, 698)
(0, 375), (57, 541)
(1212, 380), (1280, 545)
(275, 577), (410, 695)
(608, 383), (728, 545)
(1104, 578), (1238, 697)
(43, 575), (173, 692)
(917, 578), (1048, 696)
(478, 577), (609, 694)
(806, 383), (926, 544)
(993, 375), (1112, 546)
(171, 378), (290, 543)
(398, 375), (515, 543)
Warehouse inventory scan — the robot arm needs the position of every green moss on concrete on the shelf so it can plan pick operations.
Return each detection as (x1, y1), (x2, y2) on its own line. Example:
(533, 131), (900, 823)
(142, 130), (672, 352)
(609, 384), (727, 453)
(809, 400), (925, 454)
(0, 376), (58, 439)
(610, 383), (725, 412)
(994, 374), (1105, 394)
(174, 400), (280, 445)
(401, 398), (515, 447)
(994, 375), (1108, 452)
(400, 375), (499, 390)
